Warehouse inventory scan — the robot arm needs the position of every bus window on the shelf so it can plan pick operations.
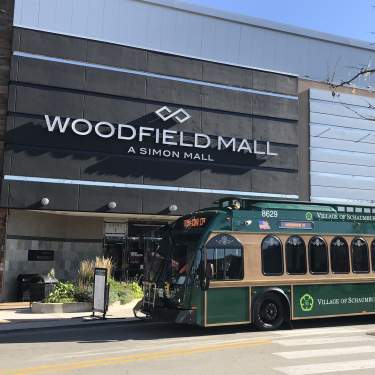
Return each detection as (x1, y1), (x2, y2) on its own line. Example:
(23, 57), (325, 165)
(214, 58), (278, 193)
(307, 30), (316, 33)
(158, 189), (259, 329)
(205, 234), (243, 280)
(286, 236), (307, 274)
(308, 236), (328, 274)
(351, 238), (369, 273)
(371, 240), (375, 272)
(261, 235), (283, 275)
(330, 237), (350, 273)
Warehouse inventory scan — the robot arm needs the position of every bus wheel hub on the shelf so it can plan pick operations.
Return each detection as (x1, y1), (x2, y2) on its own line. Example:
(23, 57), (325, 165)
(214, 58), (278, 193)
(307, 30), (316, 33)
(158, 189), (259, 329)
(263, 302), (278, 321)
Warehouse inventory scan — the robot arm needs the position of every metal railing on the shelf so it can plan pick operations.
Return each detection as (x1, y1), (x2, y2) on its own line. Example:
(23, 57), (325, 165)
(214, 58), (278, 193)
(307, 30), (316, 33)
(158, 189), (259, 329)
(142, 281), (157, 310)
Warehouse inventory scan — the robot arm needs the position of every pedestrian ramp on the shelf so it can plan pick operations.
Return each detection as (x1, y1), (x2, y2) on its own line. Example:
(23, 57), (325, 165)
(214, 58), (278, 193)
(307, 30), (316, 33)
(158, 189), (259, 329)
(272, 330), (375, 375)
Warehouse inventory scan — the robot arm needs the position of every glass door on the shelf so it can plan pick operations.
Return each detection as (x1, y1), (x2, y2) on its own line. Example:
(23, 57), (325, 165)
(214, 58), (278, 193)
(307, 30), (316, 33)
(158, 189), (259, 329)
(104, 237), (127, 280)
(127, 221), (169, 282)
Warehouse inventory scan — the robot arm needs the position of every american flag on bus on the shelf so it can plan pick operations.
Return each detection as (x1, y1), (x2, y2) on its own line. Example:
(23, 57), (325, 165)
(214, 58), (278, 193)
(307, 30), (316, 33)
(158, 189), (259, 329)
(258, 220), (271, 230)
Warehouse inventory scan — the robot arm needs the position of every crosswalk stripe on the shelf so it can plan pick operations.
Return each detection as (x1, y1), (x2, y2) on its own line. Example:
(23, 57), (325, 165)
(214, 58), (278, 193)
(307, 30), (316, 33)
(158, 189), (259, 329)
(275, 345), (375, 359)
(275, 359), (375, 375)
(274, 335), (375, 347)
(274, 327), (367, 337)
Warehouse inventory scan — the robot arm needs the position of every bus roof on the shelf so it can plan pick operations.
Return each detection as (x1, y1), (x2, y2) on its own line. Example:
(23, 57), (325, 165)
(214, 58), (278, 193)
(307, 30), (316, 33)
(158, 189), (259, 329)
(215, 197), (375, 215)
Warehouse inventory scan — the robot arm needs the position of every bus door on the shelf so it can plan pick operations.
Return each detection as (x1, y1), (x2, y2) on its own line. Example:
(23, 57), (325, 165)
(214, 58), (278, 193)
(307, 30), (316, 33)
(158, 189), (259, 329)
(204, 234), (250, 326)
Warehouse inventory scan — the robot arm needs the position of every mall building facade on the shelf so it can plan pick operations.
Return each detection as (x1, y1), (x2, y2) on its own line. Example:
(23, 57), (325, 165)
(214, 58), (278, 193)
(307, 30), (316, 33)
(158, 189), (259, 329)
(1, 0), (375, 299)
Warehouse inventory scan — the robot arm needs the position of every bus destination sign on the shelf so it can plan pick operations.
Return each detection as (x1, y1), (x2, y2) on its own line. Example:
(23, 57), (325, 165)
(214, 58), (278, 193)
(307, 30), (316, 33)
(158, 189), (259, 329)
(183, 217), (207, 229)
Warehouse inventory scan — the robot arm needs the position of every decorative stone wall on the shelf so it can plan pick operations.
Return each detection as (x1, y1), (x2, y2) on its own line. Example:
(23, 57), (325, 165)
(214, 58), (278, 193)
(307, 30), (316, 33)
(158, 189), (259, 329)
(2, 210), (104, 301)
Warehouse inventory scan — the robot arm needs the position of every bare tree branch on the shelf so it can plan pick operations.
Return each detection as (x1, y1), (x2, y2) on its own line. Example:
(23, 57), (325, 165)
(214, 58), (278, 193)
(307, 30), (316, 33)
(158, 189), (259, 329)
(323, 5), (375, 120)
(329, 67), (375, 96)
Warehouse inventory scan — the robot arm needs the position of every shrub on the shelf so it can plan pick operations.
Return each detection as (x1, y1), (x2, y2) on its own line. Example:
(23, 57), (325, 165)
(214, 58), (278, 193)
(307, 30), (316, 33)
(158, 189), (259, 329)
(74, 284), (93, 303)
(78, 257), (113, 287)
(95, 256), (113, 279)
(128, 282), (143, 299)
(107, 278), (143, 305)
(45, 281), (75, 303)
(78, 260), (95, 286)
(46, 256), (142, 305)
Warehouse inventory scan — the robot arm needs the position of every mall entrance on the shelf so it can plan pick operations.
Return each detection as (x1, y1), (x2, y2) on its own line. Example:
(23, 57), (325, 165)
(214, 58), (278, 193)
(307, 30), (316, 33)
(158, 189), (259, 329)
(104, 221), (168, 282)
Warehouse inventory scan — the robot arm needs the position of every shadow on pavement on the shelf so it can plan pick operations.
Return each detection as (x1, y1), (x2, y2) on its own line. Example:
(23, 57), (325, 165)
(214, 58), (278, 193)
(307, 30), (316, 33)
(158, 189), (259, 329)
(0, 314), (374, 345)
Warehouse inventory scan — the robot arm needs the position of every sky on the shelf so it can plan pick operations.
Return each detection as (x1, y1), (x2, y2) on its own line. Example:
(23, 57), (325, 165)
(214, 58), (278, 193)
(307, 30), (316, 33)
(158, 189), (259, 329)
(180, 0), (375, 43)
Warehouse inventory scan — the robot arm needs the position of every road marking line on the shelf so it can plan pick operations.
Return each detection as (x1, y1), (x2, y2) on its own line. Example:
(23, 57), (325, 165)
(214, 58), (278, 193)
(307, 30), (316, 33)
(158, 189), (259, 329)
(275, 345), (375, 359)
(60, 337), (267, 359)
(0, 338), (272, 375)
(45, 339), (256, 360)
(274, 335), (375, 347)
(275, 359), (375, 375)
(31, 335), (277, 362)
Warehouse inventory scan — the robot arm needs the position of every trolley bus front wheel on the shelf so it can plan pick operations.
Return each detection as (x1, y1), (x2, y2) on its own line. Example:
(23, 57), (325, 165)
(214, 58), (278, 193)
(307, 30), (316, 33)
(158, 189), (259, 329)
(253, 292), (287, 331)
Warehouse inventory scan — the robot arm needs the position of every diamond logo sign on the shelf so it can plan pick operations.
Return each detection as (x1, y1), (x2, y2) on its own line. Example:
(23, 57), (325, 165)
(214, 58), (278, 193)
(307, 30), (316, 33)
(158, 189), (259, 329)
(155, 106), (191, 124)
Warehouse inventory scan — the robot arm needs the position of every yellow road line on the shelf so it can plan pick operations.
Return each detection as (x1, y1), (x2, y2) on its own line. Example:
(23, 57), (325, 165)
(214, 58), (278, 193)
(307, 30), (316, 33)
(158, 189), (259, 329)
(1, 338), (272, 375)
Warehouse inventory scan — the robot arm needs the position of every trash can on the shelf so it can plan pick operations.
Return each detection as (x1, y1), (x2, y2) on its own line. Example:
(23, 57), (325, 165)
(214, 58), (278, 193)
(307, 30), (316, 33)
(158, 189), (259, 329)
(29, 275), (58, 302)
(17, 274), (39, 302)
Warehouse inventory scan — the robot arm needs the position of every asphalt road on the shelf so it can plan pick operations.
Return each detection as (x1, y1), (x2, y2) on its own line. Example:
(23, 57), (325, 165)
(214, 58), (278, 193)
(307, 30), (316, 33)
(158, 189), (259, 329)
(1, 317), (375, 375)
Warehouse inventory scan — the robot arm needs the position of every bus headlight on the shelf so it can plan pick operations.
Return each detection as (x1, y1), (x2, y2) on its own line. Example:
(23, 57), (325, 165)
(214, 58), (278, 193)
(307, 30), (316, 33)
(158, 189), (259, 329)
(232, 200), (241, 210)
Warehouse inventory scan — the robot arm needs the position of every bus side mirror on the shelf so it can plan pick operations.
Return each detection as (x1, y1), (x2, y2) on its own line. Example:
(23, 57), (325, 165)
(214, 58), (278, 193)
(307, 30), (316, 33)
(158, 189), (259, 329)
(199, 261), (212, 291)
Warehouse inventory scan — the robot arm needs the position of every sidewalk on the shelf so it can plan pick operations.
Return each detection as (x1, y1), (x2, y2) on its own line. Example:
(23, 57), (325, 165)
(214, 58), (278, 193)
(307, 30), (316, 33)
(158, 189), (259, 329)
(0, 300), (143, 333)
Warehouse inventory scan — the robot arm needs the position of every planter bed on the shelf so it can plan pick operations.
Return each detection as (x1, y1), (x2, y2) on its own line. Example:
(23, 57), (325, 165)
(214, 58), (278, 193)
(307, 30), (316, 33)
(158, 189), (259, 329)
(31, 302), (92, 314)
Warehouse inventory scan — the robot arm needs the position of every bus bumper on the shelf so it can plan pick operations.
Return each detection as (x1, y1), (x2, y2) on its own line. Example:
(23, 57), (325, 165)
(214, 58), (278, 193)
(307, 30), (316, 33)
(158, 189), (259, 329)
(152, 307), (196, 324)
(134, 302), (196, 324)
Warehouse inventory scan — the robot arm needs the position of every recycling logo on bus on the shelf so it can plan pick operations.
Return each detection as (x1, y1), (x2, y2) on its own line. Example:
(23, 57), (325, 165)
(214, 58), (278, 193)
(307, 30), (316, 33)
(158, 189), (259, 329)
(305, 212), (313, 221)
(300, 293), (314, 312)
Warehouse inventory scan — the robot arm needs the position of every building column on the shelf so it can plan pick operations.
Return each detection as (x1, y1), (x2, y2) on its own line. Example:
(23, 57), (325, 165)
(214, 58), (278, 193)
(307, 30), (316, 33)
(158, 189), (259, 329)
(0, 209), (7, 300)
(0, 0), (14, 150)
(0, 0), (14, 300)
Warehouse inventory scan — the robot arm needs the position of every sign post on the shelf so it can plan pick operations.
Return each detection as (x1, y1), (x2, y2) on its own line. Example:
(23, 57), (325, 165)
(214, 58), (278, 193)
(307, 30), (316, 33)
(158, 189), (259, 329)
(92, 268), (109, 319)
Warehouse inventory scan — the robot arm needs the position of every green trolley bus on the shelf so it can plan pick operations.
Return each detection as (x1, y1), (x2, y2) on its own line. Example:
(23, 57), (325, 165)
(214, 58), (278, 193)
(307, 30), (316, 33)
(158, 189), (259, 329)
(135, 197), (375, 330)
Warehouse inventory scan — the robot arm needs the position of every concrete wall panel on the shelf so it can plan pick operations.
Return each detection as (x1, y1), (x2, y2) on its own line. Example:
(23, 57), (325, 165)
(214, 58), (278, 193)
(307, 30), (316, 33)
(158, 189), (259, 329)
(310, 88), (375, 205)
(13, 0), (375, 90)
(148, 52), (203, 81)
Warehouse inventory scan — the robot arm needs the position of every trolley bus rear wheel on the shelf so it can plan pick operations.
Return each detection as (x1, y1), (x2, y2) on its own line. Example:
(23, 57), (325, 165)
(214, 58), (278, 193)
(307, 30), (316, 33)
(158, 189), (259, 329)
(253, 293), (285, 331)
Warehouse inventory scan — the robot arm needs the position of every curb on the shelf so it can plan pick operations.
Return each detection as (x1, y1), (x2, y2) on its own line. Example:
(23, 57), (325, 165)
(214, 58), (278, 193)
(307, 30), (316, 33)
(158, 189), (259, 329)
(0, 317), (150, 334)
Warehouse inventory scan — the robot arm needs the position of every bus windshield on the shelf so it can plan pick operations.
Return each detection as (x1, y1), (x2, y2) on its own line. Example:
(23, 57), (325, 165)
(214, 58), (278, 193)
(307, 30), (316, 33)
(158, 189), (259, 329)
(144, 213), (214, 285)
(169, 231), (202, 284)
